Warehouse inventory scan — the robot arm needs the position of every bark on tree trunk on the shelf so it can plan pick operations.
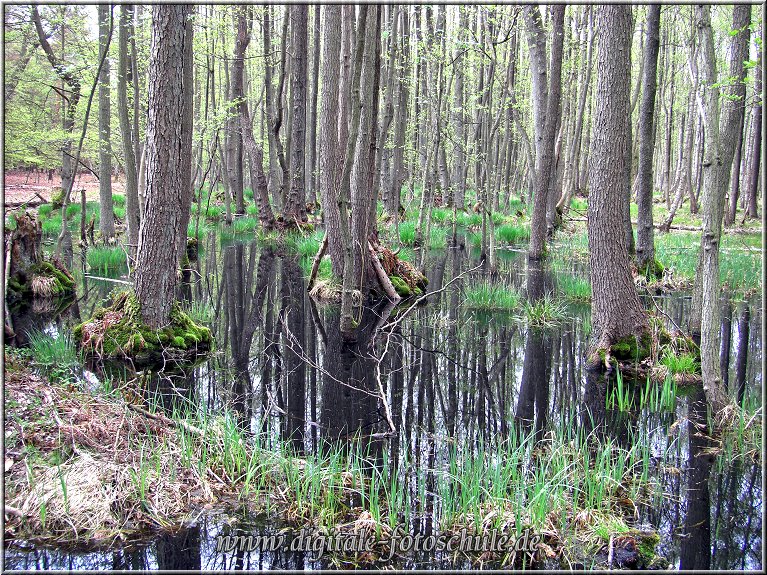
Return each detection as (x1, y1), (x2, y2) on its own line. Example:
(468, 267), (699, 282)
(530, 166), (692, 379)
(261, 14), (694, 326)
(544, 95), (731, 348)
(692, 5), (751, 414)
(318, 5), (345, 278)
(134, 4), (194, 329)
(587, 5), (649, 357)
(118, 5), (140, 259)
(745, 45), (762, 219)
(97, 5), (115, 241)
(286, 4), (309, 224)
(635, 5), (661, 273)
(525, 5), (565, 260)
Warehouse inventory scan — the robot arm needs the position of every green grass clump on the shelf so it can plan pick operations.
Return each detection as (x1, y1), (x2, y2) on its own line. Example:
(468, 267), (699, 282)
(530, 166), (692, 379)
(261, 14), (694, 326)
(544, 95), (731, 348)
(87, 246), (127, 273)
(188, 221), (213, 239)
(113, 206), (126, 220)
(524, 296), (568, 326)
(247, 204), (259, 216)
(496, 223), (530, 245)
(464, 282), (520, 311)
(38, 204), (54, 218)
(232, 216), (260, 235)
(558, 275), (591, 303)
(431, 207), (451, 225)
(285, 230), (323, 258)
(112, 194), (126, 207)
(428, 226), (448, 249)
(570, 197), (588, 212)
(42, 215), (63, 236)
(660, 349), (700, 375)
(399, 221), (416, 246)
(26, 330), (80, 383)
(455, 211), (482, 228)
(65, 203), (81, 219)
(299, 256), (332, 282)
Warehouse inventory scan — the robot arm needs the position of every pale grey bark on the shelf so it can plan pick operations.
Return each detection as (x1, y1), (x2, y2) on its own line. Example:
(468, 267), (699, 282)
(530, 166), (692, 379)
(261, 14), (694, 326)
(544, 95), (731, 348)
(635, 5), (661, 272)
(118, 4), (140, 258)
(97, 4), (115, 240)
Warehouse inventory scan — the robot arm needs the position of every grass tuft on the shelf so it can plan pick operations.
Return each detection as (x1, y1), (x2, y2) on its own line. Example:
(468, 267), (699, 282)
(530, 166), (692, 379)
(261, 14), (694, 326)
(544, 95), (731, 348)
(464, 282), (520, 311)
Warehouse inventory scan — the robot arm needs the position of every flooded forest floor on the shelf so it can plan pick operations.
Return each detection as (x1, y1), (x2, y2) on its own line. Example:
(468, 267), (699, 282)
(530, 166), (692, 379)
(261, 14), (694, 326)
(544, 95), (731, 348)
(3, 189), (763, 570)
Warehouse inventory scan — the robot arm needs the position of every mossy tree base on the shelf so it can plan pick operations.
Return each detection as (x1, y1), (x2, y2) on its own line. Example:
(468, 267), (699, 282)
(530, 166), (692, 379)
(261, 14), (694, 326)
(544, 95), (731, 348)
(587, 314), (702, 388)
(5, 211), (76, 306)
(74, 291), (212, 367)
(637, 258), (665, 281)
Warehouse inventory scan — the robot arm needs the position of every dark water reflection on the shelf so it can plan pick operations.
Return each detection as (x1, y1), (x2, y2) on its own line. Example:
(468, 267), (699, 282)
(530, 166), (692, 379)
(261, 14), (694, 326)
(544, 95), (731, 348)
(4, 233), (762, 570)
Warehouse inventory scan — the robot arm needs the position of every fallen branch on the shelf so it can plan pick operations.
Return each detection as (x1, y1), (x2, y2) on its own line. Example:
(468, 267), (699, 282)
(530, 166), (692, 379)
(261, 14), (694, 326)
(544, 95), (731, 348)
(307, 232), (327, 291)
(368, 242), (401, 302)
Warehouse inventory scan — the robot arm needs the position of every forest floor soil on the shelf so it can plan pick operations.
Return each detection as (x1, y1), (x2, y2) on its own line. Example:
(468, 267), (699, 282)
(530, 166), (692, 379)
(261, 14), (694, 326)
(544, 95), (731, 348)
(3, 170), (124, 207)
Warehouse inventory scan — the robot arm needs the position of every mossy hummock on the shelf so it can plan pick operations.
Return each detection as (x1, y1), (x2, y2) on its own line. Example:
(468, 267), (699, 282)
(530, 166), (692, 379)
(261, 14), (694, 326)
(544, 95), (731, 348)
(74, 291), (212, 366)
(377, 246), (428, 298)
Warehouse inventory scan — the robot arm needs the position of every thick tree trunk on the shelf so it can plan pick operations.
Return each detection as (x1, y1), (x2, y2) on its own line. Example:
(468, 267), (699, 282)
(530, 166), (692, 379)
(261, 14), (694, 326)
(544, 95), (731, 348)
(117, 5), (140, 259)
(134, 4), (194, 329)
(338, 6), (368, 337)
(587, 5), (649, 356)
(97, 5), (115, 240)
(635, 5), (661, 272)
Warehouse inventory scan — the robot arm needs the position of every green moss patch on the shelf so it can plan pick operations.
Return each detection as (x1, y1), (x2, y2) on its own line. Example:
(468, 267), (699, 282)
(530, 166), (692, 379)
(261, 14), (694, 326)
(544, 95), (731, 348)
(75, 291), (212, 366)
(609, 332), (652, 363)
(7, 260), (76, 303)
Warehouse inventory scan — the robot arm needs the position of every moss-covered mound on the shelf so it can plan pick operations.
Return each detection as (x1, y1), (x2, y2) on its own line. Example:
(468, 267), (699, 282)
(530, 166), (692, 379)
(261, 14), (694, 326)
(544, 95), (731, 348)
(7, 260), (76, 304)
(377, 246), (428, 297)
(74, 291), (212, 366)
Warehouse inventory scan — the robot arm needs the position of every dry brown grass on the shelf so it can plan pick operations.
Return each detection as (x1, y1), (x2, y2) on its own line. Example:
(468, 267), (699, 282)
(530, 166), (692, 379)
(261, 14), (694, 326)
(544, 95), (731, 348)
(3, 352), (211, 546)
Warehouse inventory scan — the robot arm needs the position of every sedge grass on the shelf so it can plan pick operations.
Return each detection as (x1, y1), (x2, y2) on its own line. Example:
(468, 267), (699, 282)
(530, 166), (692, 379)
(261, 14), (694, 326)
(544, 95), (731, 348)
(524, 295), (568, 326)
(496, 222), (530, 245)
(464, 282), (520, 311)
(660, 349), (700, 375)
(558, 275), (592, 303)
(87, 246), (127, 273)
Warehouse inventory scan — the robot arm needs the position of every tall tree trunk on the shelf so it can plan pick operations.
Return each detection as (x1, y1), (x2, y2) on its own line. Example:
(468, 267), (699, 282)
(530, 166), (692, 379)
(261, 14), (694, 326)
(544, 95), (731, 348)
(587, 5), (649, 358)
(691, 4), (750, 414)
(745, 41), (762, 219)
(339, 6), (368, 338)
(387, 8), (410, 217)
(635, 5), (661, 273)
(286, 4), (308, 224)
(319, 5), (345, 278)
(306, 6), (321, 207)
(176, 6), (195, 264)
(117, 5), (140, 259)
(525, 5), (565, 260)
(450, 6), (468, 209)
(97, 4), (115, 241)
(263, 6), (283, 207)
(134, 4), (194, 329)
(227, 6), (247, 215)
(559, 6), (594, 213)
